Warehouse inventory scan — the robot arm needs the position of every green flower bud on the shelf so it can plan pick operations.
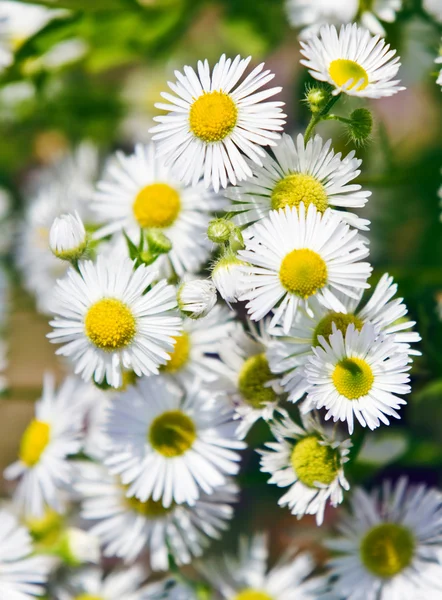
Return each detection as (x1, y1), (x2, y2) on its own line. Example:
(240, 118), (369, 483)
(306, 86), (331, 114)
(347, 108), (373, 145)
(146, 229), (172, 255)
(207, 219), (233, 244)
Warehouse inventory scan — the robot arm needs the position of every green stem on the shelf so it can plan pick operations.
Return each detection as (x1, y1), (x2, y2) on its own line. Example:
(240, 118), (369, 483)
(304, 93), (341, 142)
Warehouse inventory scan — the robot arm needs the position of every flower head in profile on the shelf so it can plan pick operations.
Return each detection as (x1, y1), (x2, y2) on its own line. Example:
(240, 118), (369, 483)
(150, 54), (286, 192)
(260, 415), (351, 525)
(49, 211), (87, 261)
(47, 255), (181, 388)
(300, 24), (405, 98)
(326, 478), (442, 600)
(177, 277), (217, 319)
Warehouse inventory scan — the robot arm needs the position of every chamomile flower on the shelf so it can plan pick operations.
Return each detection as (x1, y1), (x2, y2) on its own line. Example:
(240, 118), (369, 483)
(260, 415), (351, 525)
(104, 377), (245, 507)
(199, 533), (326, 600)
(160, 304), (236, 389)
(92, 143), (221, 278)
(326, 478), (442, 600)
(301, 324), (411, 434)
(239, 204), (371, 334)
(75, 461), (239, 569)
(47, 255), (181, 388)
(269, 273), (421, 402)
(227, 133), (371, 230)
(4, 374), (85, 517)
(150, 54), (286, 192)
(0, 509), (52, 600)
(300, 24), (405, 98)
(218, 320), (285, 438)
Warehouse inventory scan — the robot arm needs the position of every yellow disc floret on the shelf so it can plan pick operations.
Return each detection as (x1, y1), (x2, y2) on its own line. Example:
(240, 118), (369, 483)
(332, 357), (374, 399)
(85, 298), (136, 351)
(19, 420), (51, 467)
(360, 523), (415, 578)
(238, 353), (277, 408)
(149, 410), (196, 457)
(313, 312), (364, 346)
(291, 435), (340, 488)
(133, 183), (181, 229)
(189, 91), (238, 143)
(161, 333), (190, 373)
(126, 495), (173, 518)
(329, 59), (369, 91)
(234, 591), (273, 600)
(279, 248), (328, 297)
(271, 173), (328, 212)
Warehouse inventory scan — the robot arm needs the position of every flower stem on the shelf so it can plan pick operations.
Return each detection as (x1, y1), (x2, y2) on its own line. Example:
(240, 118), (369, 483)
(304, 93), (342, 142)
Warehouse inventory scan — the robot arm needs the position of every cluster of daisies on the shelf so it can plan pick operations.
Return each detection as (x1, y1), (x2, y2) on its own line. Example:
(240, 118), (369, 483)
(2, 21), (442, 600)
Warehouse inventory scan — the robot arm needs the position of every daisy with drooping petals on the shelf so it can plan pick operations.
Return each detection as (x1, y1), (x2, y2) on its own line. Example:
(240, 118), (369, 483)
(326, 478), (442, 600)
(0, 510), (53, 600)
(227, 133), (371, 230)
(92, 143), (221, 278)
(47, 255), (182, 388)
(4, 374), (85, 518)
(75, 461), (239, 570)
(301, 323), (411, 434)
(260, 415), (351, 525)
(150, 54), (286, 192)
(269, 272), (421, 402)
(199, 533), (328, 600)
(239, 204), (372, 334)
(104, 377), (245, 508)
(300, 24), (405, 98)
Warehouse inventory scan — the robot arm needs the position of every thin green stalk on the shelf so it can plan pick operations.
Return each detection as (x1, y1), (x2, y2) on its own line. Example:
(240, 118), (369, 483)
(304, 93), (342, 142)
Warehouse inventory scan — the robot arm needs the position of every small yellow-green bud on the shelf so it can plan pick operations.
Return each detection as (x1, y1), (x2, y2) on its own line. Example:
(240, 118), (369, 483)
(347, 108), (373, 145)
(146, 229), (172, 255)
(207, 219), (233, 244)
(306, 87), (330, 114)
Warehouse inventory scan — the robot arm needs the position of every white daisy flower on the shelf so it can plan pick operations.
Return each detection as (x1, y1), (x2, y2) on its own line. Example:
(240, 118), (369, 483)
(75, 461), (239, 570)
(218, 320), (286, 439)
(269, 272), (421, 402)
(150, 54), (286, 192)
(160, 304), (236, 389)
(177, 277), (217, 319)
(301, 323), (411, 434)
(0, 509), (52, 600)
(300, 24), (405, 98)
(199, 533), (327, 600)
(326, 478), (442, 600)
(92, 143), (221, 278)
(49, 211), (87, 261)
(212, 251), (247, 304)
(285, 0), (358, 38)
(227, 133), (371, 230)
(47, 255), (182, 388)
(104, 377), (245, 507)
(239, 204), (372, 334)
(3, 374), (85, 518)
(259, 415), (351, 525)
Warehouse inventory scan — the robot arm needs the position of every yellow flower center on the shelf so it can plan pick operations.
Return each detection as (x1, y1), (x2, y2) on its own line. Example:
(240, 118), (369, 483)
(25, 508), (63, 546)
(149, 410), (196, 457)
(133, 183), (181, 229)
(271, 173), (328, 213)
(238, 353), (277, 408)
(19, 420), (51, 467)
(189, 91), (238, 143)
(75, 596), (104, 600)
(332, 357), (374, 399)
(313, 312), (364, 346)
(360, 523), (415, 578)
(329, 59), (369, 91)
(161, 333), (191, 373)
(291, 435), (340, 488)
(126, 495), (173, 518)
(234, 591), (273, 600)
(279, 248), (328, 297)
(85, 298), (136, 351)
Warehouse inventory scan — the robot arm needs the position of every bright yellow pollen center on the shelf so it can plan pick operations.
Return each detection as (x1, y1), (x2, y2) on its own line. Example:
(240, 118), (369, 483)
(332, 357), (374, 399)
(85, 298), (136, 351)
(19, 420), (51, 467)
(279, 248), (327, 297)
(234, 591), (273, 600)
(329, 59), (369, 91)
(291, 435), (340, 488)
(313, 312), (364, 346)
(133, 183), (181, 229)
(271, 173), (328, 212)
(360, 523), (415, 578)
(189, 91), (238, 143)
(149, 410), (196, 457)
(126, 495), (173, 518)
(238, 353), (276, 408)
(161, 333), (191, 373)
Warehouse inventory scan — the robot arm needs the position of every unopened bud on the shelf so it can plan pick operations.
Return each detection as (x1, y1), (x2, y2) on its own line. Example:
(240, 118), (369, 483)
(212, 253), (245, 304)
(306, 86), (330, 114)
(177, 278), (217, 319)
(57, 527), (100, 567)
(346, 108), (373, 145)
(146, 229), (172, 255)
(207, 219), (233, 244)
(49, 211), (87, 261)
